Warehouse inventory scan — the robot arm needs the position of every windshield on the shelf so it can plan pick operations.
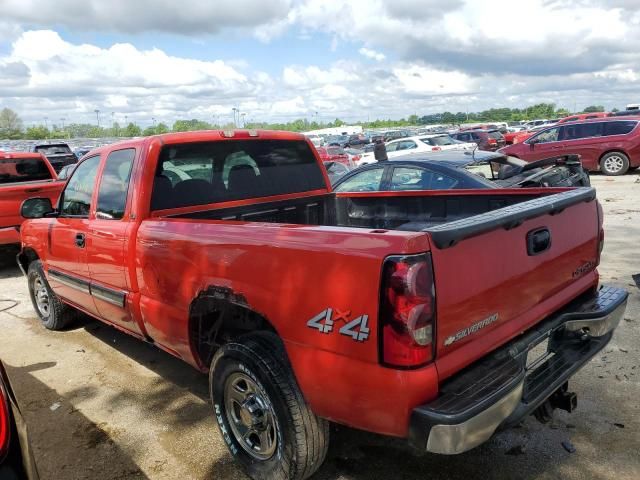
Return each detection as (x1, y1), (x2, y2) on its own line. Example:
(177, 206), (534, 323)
(0, 157), (53, 184)
(36, 145), (73, 155)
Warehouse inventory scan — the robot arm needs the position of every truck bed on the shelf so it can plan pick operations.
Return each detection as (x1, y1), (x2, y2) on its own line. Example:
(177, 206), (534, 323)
(165, 187), (579, 237)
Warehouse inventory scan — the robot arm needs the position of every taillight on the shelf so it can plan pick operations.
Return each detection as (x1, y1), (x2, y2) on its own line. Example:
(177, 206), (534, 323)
(431, 147), (442, 151)
(0, 384), (10, 460)
(596, 200), (604, 265)
(379, 253), (436, 368)
(488, 138), (497, 145)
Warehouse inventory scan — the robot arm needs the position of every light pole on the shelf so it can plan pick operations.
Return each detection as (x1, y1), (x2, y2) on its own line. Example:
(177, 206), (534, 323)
(232, 107), (238, 128)
(94, 109), (101, 128)
(241, 113), (246, 128)
(44, 116), (48, 130)
(111, 112), (115, 135)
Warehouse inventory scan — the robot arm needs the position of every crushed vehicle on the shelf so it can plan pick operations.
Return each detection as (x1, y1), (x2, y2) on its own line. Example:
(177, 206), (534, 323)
(333, 151), (590, 191)
(32, 143), (77, 173)
(18, 130), (627, 480)
(0, 151), (63, 247)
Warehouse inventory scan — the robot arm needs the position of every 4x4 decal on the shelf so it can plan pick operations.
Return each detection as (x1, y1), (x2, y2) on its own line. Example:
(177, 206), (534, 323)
(307, 308), (370, 342)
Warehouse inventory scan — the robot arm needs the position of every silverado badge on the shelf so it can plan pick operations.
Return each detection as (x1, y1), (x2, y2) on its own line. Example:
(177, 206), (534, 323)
(444, 313), (499, 347)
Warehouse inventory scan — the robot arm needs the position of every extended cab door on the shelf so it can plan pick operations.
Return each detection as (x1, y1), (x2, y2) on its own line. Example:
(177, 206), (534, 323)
(86, 148), (142, 336)
(46, 155), (101, 316)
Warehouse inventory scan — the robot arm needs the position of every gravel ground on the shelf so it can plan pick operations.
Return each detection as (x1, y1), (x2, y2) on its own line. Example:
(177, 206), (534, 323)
(0, 173), (638, 480)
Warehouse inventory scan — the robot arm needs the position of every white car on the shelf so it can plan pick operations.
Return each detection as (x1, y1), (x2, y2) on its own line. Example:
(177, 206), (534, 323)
(385, 135), (475, 159)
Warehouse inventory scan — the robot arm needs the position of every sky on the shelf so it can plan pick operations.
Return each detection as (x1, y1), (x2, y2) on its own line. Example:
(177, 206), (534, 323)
(0, 0), (639, 127)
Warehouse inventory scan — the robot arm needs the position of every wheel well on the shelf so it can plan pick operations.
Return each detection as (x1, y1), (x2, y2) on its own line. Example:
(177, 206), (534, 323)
(188, 286), (276, 370)
(17, 248), (39, 273)
(599, 149), (629, 163)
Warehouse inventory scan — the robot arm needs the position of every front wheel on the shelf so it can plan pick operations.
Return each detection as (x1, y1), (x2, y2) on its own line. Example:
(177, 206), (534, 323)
(600, 152), (629, 176)
(210, 333), (329, 480)
(27, 260), (77, 330)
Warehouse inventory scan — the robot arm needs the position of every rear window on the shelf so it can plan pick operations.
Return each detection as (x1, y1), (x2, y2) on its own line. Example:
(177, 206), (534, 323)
(603, 120), (637, 136)
(0, 157), (52, 184)
(35, 145), (72, 155)
(488, 131), (504, 140)
(327, 147), (344, 155)
(422, 136), (455, 146)
(152, 140), (327, 210)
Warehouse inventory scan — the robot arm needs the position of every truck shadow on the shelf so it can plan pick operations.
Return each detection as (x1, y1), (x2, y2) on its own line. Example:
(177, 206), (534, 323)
(3, 361), (150, 479)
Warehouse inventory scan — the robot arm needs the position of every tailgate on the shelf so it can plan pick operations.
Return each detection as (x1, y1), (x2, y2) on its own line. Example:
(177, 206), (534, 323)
(0, 181), (63, 228)
(426, 188), (600, 378)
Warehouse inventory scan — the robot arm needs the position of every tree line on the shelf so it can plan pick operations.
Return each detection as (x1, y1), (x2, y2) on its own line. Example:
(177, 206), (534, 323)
(0, 104), (612, 140)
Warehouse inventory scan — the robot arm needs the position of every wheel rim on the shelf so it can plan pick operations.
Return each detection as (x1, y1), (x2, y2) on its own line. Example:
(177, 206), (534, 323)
(604, 155), (624, 173)
(33, 274), (50, 317)
(224, 372), (278, 460)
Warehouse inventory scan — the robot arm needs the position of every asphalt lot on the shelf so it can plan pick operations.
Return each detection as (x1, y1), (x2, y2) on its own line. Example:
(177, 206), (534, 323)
(0, 173), (638, 480)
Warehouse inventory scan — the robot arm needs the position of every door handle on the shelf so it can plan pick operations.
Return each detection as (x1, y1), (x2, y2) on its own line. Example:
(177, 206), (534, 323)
(75, 233), (86, 248)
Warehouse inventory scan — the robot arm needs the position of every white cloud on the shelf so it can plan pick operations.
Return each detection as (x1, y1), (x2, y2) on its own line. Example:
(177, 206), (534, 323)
(359, 48), (385, 62)
(0, 0), (291, 36)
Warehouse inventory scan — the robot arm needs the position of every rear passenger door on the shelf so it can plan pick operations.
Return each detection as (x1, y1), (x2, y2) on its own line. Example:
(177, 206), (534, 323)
(558, 122), (604, 169)
(87, 148), (142, 335)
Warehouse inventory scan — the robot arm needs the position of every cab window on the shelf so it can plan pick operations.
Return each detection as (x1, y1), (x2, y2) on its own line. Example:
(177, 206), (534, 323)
(60, 155), (101, 217)
(96, 149), (135, 220)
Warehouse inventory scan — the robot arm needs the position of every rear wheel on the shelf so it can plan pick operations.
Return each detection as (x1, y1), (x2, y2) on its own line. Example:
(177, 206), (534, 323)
(600, 152), (629, 176)
(27, 260), (76, 330)
(210, 332), (329, 480)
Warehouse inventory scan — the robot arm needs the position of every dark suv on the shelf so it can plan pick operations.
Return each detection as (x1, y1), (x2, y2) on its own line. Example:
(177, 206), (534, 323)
(32, 143), (77, 173)
(451, 129), (506, 151)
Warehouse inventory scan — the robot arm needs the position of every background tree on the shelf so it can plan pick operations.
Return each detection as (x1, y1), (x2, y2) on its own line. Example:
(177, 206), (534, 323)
(0, 108), (24, 139)
(25, 125), (50, 139)
(583, 105), (605, 113)
(124, 122), (142, 137)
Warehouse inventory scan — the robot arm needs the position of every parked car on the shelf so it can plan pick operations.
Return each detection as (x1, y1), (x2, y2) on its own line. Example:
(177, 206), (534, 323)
(315, 146), (352, 166)
(556, 112), (611, 124)
(18, 129), (627, 480)
(611, 109), (640, 117)
(347, 134), (369, 147)
(56, 163), (76, 181)
(323, 161), (351, 183)
(450, 129), (506, 151)
(383, 135), (474, 159)
(325, 135), (350, 147)
(0, 151), (64, 247)
(73, 147), (92, 160)
(0, 360), (39, 479)
(32, 143), (77, 173)
(499, 118), (640, 175)
(332, 151), (590, 190)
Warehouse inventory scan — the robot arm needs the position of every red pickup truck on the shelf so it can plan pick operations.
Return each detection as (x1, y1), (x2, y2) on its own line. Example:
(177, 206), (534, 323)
(17, 130), (627, 480)
(0, 151), (63, 247)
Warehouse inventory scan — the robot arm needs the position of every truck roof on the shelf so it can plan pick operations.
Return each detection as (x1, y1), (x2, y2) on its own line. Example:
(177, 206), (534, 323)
(1, 151), (49, 159)
(85, 129), (309, 158)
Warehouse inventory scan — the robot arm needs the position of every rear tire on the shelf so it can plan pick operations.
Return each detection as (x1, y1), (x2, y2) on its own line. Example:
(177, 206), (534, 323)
(210, 332), (329, 480)
(27, 260), (76, 330)
(600, 152), (629, 176)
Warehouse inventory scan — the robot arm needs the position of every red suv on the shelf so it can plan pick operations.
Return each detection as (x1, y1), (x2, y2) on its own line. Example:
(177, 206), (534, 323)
(500, 118), (640, 175)
(451, 129), (506, 151)
(315, 146), (353, 167)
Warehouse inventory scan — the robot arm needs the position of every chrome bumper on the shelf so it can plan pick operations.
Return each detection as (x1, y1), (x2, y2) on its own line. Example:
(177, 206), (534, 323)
(409, 285), (628, 455)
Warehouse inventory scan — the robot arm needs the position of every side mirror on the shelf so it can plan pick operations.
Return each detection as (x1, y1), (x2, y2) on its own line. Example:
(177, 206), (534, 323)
(21, 197), (55, 219)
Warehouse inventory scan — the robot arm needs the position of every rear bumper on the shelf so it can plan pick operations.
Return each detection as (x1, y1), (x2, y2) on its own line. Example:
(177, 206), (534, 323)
(0, 227), (20, 246)
(408, 285), (628, 454)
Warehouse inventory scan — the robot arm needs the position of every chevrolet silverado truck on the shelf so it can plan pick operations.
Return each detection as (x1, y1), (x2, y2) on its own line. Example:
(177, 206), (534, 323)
(0, 151), (63, 247)
(17, 130), (627, 480)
